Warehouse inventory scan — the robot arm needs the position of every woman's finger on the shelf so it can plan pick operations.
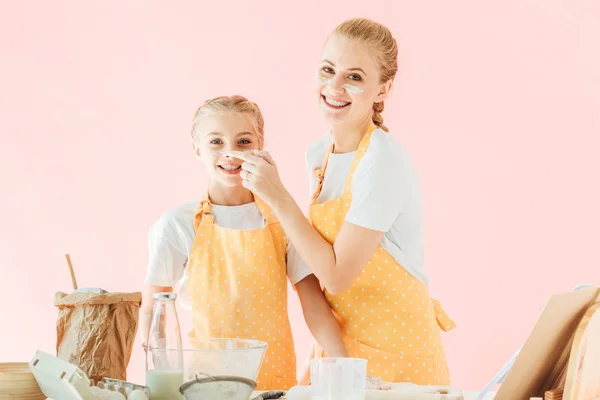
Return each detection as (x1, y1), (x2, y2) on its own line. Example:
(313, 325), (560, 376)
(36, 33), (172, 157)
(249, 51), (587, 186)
(228, 150), (263, 165)
(240, 169), (251, 181)
(242, 170), (259, 184)
(241, 161), (258, 174)
(253, 150), (276, 166)
(241, 177), (255, 191)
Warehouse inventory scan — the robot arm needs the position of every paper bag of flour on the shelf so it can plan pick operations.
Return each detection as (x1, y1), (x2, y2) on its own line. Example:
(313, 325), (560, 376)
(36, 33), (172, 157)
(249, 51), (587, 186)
(54, 291), (142, 382)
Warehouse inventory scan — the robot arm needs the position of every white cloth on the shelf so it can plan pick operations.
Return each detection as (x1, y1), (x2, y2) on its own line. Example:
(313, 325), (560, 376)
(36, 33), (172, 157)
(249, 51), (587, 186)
(305, 128), (428, 285)
(145, 200), (312, 309)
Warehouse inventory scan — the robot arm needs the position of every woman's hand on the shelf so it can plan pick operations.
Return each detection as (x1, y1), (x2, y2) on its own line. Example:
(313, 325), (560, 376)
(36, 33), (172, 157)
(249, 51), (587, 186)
(230, 150), (292, 210)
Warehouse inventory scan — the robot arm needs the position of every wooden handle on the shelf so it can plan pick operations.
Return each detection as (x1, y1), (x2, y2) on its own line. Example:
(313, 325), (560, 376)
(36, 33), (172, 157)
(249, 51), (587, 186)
(65, 253), (78, 290)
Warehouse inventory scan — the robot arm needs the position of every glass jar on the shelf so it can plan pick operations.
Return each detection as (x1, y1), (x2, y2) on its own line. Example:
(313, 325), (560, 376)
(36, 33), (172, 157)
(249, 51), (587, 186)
(145, 292), (183, 400)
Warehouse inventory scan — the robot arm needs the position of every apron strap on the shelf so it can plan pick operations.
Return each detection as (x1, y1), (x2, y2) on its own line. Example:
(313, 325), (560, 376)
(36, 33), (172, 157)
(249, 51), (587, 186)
(310, 124), (379, 204)
(311, 143), (334, 205)
(254, 196), (278, 226)
(194, 198), (214, 229)
(341, 124), (378, 198)
(194, 193), (277, 228)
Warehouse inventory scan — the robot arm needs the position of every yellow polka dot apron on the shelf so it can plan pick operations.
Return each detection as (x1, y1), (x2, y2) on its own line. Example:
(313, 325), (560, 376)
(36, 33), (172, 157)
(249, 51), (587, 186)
(186, 195), (297, 390)
(309, 124), (456, 385)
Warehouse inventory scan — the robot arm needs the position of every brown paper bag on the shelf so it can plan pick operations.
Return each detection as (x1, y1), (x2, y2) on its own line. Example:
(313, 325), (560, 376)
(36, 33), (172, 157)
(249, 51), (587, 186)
(54, 291), (142, 382)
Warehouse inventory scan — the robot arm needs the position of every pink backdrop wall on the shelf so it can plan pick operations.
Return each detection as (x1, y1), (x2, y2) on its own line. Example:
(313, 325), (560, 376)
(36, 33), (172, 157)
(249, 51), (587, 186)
(1, 0), (599, 390)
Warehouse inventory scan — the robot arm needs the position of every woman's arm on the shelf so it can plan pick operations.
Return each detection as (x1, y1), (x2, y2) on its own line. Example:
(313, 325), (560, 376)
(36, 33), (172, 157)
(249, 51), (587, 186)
(276, 194), (383, 294)
(295, 275), (348, 357)
(234, 150), (383, 294)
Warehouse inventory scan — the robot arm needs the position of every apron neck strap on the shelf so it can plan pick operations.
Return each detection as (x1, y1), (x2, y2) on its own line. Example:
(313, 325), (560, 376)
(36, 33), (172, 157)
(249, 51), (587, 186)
(195, 192), (277, 229)
(342, 124), (377, 197)
(311, 143), (334, 204)
(310, 124), (378, 204)
(194, 195), (215, 229)
(254, 196), (278, 226)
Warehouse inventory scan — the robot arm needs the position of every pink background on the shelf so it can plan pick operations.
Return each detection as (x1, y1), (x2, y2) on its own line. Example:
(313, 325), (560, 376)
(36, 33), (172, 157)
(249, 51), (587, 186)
(1, 0), (599, 390)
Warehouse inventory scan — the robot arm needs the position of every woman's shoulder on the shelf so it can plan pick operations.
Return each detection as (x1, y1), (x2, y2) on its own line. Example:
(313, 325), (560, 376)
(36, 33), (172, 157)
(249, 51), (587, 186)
(367, 128), (410, 160)
(357, 129), (413, 172)
(304, 128), (413, 170)
(355, 128), (420, 190)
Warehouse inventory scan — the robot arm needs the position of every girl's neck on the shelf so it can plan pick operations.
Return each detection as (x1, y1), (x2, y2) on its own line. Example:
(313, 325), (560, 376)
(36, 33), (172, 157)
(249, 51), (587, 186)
(207, 182), (254, 206)
(330, 115), (373, 154)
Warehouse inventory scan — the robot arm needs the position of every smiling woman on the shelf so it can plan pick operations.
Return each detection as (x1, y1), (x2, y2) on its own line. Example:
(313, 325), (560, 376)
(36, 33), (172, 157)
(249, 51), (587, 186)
(314, 21), (394, 138)
(235, 18), (456, 386)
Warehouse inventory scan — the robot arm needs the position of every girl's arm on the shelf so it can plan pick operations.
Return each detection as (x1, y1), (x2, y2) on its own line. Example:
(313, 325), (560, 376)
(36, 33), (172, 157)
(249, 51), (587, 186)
(295, 274), (348, 357)
(140, 284), (174, 344)
(142, 208), (189, 343)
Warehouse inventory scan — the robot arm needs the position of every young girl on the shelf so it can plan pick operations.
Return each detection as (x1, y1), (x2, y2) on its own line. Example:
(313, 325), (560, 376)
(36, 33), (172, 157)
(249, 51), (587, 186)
(235, 19), (456, 386)
(141, 95), (347, 390)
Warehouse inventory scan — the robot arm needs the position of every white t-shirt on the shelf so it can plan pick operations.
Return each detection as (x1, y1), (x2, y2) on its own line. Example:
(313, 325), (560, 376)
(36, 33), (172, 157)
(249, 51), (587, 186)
(305, 128), (428, 285)
(145, 200), (312, 309)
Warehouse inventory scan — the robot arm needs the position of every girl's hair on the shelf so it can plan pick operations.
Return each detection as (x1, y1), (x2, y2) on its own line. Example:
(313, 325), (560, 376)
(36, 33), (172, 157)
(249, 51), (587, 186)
(191, 95), (265, 148)
(334, 18), (398, 132)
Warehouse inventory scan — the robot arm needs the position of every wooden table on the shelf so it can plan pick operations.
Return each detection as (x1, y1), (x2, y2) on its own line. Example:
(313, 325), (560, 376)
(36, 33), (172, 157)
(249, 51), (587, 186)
(252, 390), (496, 399)
(464, 392), (495, 400)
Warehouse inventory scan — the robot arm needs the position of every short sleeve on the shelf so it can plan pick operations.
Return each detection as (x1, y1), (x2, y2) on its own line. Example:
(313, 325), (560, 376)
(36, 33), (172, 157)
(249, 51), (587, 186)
(346, 136), (413, 232)
(286, 239), (312, 285)
(144, 219), (188, 287)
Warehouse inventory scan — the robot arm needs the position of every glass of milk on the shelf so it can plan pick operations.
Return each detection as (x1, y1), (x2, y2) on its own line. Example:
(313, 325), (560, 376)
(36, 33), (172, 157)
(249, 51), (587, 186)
(146, 293), (183, 400)
(145, 351), (184, 400)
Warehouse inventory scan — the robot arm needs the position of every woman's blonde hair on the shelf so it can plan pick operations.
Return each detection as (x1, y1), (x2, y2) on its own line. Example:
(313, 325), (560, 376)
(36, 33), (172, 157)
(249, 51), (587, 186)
(191, 95), (265, 148)
(334, 18), (398, 132)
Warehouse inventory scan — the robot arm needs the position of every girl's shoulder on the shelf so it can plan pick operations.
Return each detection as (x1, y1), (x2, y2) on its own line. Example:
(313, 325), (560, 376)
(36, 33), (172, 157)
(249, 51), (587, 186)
(150, 199), (199, 236)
